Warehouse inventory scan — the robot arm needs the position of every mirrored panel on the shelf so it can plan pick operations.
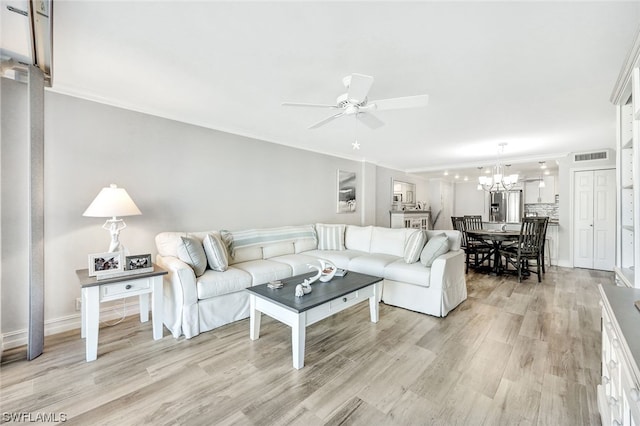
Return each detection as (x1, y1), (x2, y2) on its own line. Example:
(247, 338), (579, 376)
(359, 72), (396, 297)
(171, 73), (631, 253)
(392, 179), (416, 209)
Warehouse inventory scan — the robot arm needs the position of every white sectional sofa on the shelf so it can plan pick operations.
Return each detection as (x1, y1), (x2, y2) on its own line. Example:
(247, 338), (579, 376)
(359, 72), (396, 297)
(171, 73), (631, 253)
(155, 224), (467, 339)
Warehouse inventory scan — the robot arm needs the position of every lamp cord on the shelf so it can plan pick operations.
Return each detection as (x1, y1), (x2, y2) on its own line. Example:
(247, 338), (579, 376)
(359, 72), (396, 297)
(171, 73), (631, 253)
(100, 298), (127, 327)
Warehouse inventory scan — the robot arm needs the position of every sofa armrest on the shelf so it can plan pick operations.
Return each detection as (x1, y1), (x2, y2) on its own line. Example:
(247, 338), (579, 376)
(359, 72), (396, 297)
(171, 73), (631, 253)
(429, 249), (467, 316)
(156, 254), (200, 339)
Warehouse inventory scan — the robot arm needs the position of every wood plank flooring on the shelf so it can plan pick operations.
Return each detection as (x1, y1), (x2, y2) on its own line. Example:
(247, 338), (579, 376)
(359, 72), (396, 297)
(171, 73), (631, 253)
(1, 266), (612, 425)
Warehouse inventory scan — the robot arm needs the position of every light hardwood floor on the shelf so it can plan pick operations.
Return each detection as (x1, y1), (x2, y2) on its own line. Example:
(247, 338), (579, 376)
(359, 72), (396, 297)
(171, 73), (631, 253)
(1, 267), (612, 425)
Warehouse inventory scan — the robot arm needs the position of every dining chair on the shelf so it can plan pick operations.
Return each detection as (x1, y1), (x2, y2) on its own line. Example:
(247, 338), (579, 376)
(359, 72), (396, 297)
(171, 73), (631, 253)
(499, 217), (546, 283)
(455, 215), (492, 273)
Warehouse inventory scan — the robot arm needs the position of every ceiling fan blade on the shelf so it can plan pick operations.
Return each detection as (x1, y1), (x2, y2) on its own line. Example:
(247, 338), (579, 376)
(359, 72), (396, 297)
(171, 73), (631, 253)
(282, 102), (337, 109)
(309, 112), (344, 129)
(357, 112), (385, 129)
(347, 73), (374, 104)
(370, 94), (429, 111)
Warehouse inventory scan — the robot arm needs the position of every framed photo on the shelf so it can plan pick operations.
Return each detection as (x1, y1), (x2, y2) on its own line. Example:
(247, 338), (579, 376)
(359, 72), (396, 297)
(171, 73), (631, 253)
(88, 252), (123, 277)
(126, 254), (152, 271)
(337, 169), (356, 213)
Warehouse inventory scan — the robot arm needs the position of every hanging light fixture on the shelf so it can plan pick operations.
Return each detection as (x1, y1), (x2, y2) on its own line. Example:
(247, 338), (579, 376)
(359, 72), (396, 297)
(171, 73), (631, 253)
(477, 143), (519, 192)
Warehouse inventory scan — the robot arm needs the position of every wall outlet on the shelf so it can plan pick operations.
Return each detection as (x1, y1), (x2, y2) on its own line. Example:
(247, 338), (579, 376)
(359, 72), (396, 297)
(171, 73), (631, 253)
(75, 298), (81, 311)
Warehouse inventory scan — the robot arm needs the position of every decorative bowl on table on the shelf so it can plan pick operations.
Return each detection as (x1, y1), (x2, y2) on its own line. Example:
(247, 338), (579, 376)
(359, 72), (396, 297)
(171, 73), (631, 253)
(318, 260), (337, 282)
(307, 259), (337, 283)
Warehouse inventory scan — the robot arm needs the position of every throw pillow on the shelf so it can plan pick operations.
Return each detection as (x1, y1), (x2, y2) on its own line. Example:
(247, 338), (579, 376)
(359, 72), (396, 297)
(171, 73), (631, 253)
(420, 233), (450, 267)
(203, 233), (229, 272)
(404, 230), (427, 264)
(316, 223), (346, 250)
(177, 235), (207, 277)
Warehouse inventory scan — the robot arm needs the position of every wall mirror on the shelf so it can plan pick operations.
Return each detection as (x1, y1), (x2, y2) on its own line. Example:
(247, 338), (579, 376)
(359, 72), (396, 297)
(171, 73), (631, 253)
(392, 179), (416, 208)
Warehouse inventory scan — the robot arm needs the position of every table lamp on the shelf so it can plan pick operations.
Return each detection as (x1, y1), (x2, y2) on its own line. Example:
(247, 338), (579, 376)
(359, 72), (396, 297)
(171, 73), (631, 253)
(83, 184), (142, 253)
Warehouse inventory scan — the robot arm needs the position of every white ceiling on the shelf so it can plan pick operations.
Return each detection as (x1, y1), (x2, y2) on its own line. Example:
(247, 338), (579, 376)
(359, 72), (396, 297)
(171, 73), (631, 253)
(2, 1), (640, 179)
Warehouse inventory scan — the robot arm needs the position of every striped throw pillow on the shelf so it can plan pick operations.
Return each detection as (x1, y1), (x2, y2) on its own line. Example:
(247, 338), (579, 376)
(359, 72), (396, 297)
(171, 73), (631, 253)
(203, 233), (229, 272)
(316, 224), (346, 251)
(404, 230), (427, 264)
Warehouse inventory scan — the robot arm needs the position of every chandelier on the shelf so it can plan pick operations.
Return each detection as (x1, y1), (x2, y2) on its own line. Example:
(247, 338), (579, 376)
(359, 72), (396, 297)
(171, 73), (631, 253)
(477, 143), (519, 192)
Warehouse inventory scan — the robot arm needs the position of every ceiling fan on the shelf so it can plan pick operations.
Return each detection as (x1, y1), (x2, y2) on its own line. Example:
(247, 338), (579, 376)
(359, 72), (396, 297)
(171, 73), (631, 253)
(282, 73), (429, 130)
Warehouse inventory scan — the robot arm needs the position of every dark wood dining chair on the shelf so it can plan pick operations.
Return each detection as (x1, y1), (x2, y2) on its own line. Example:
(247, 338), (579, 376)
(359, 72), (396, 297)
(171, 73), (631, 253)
(454, 216), (492, 273)
(499, 217), (546, 283)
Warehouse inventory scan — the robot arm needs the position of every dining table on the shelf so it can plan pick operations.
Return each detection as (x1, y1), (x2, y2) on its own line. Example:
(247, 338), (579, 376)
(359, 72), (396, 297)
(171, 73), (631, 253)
(465, 229), (521, 275)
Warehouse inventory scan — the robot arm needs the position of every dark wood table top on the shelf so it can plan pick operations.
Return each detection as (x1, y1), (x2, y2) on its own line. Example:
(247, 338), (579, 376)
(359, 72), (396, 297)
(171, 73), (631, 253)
(246, 271), (382, 314)
(466, 229), (521, 241)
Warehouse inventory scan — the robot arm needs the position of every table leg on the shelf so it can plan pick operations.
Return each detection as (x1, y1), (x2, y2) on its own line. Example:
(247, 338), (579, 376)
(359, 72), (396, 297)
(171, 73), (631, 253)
(84, 286), (100, 362)
(249, 295), (261, 340)
(81, 287), (87, 339)
(292, 313), (306, 370)
(151, 276), (163, 340)
(369, 283), (380, 323)
(491, 241), (502, 275)
(139, 293), (150, 323)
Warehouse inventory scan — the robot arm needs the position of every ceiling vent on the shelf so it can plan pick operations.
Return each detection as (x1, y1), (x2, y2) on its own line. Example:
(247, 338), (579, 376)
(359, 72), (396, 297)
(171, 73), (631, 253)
(574, 151), (608, 162)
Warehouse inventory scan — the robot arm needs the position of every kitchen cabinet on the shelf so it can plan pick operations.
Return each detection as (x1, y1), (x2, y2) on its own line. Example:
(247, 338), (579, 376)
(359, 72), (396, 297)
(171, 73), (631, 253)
(525, 176), (556, 204)
(547, 224), (559, 266)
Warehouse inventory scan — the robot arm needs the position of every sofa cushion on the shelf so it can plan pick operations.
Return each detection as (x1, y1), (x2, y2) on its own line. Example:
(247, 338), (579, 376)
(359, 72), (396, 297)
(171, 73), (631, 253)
(263, 241), (295, 259)
(294, 239), (318, 253)
(404, 230), (427, 264)
(420, 233), (450, 267)
(203, 233), (229, 272)
(177, 236), (208, 277)
(345, 225), (373, 252)
(232, 259), (292, 285)
(196, 267), (253, 299)
(348, 253), (399, 277)
(229, 246), (263, 264)
(303, 249), (365, 270)
(316, 223), (346, 250)
(426, 230), (461, 251)
(269, 254), (322, 276)
(370, 227), (407, 257)
(384, 259), (432, 287)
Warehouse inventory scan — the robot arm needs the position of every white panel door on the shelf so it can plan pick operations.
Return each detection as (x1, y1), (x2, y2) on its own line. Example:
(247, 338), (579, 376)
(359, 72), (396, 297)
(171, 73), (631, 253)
(592, 169), (616, 270)
(573, 169), (616, 270)
(574, 171), (594, 268)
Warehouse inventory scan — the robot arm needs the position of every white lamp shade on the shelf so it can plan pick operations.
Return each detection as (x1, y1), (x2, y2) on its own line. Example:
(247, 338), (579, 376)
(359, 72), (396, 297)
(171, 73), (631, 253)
(83, 184), (142, 218)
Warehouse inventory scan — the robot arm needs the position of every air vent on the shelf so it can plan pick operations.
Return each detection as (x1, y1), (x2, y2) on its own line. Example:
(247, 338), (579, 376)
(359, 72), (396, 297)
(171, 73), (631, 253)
(574, 151), (608, 162)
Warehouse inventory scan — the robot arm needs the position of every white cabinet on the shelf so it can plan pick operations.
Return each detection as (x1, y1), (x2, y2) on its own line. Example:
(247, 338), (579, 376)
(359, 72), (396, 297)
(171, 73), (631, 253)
(598, 284), (640, 426)
(525, 176), (556, 204)
(547, 224), (559, 266)
(612, 55), (640, 287)
(390, 211), (430, 230)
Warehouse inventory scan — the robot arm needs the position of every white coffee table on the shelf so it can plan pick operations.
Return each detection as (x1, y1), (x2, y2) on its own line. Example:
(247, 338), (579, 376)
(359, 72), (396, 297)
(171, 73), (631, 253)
(246, 271), (382, 369)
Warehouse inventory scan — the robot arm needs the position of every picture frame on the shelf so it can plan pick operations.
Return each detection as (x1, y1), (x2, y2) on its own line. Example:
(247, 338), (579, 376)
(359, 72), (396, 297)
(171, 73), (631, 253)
(337, 169), (357, 213)
(88, 252), (123, 277)
(126, 254), (152, 271)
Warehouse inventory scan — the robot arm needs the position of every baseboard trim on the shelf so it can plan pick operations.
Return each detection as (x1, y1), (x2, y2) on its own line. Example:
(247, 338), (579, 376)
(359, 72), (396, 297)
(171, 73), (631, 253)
(1, 299), (141, 350)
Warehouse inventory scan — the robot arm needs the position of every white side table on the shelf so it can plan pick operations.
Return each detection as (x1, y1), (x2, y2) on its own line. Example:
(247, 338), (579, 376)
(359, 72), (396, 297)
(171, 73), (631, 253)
(76, 264), (167, 362)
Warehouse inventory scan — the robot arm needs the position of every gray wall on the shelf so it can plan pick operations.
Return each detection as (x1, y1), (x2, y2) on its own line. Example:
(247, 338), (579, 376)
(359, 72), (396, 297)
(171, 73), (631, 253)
(2, 82), (413, 340)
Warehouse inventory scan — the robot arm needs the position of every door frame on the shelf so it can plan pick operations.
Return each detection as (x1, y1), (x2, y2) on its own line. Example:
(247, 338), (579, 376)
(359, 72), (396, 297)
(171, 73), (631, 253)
(569, 166), (616, 269)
